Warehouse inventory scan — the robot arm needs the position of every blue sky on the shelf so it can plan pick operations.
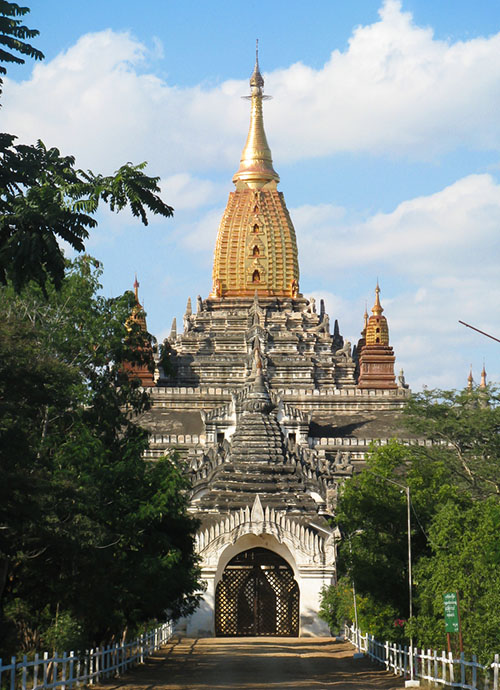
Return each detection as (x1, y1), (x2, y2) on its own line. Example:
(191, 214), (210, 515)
(4, 0), (500, 389)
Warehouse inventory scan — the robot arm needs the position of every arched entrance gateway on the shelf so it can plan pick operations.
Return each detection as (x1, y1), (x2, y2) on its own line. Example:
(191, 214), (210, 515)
(215, 547), (299, 636)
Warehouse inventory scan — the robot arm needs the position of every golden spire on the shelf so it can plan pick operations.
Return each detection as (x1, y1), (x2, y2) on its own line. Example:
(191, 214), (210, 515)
(134, 274), (140, 303)
(233, 40), (279, 188)
(365, 283), (389, 346)
(211, 47), (299, 299)
(372, 281), (383, 316)
(361, 302), (368, 336)
(467, 365), (474, 391)
(480, 363), (487, 389)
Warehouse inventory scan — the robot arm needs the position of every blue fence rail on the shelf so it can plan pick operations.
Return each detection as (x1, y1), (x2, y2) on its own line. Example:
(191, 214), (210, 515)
(0, 621), (173, 690)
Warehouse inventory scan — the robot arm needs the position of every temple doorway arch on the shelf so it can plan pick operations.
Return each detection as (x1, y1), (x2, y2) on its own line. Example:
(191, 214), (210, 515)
(215, 547), (299, 636)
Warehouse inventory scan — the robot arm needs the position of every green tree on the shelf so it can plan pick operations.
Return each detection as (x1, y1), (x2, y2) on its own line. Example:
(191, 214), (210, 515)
(0, 2), (174, 293)
(0, 260), (200, 655)
(322, 386), (500, 651)
(0, 0), (44, 95)
(404, 387), (500, 499)
(328, 440), (457, 637)
(414, 498), (500, 663)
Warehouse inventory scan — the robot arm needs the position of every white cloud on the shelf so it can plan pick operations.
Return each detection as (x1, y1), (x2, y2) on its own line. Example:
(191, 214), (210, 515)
(177, 206), (226, 253)
(3, 1), (500, 175)
(160, 174), (226, 212)
(295, 173), (500, 280)
(3, 2), (499, 391)
(293, 172), (500, 390)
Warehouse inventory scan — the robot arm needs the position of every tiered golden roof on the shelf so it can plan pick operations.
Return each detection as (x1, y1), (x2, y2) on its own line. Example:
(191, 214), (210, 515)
(365, 283), (390, 346)
(211, 50), (299, 299)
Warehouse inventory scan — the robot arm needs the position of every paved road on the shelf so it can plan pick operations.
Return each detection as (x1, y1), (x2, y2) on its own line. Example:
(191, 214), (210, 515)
(95, 636), (409, 690)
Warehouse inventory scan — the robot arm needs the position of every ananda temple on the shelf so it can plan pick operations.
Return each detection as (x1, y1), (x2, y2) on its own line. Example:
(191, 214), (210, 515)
(128, 55), (412, 638)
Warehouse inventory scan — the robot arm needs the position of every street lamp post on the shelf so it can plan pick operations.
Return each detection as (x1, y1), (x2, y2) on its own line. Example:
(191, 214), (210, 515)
(366, 471), (420, 688)
(349, 537), (364, 659)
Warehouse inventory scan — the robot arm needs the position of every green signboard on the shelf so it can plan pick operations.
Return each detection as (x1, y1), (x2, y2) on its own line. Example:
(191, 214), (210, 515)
(444, 592), (459, 633)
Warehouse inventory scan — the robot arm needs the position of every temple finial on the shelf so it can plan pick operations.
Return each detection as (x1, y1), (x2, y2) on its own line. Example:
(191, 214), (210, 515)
(372, 281), (384, 316)
(133, 274), (140, 302)
(480, 362), (487, 389)
(250, 38), (264, 93)
(170, 317), (177, 340)
(467, 365), (474, 391)
(362, 301), (369, 335)
(233, 44), (279, 187)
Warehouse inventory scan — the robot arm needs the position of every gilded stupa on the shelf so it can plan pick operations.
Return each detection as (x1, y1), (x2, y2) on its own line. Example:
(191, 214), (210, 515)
(212, 49), (299, 299)
(137, 54), (409, 638)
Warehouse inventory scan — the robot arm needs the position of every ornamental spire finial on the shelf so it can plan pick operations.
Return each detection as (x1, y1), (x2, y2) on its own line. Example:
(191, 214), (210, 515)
(362, 301), (369, 335)
(480, 363), (487, 389)
(372, 281), (384, 316)
(250, 39), (264, 92)
(467, 365), (474, 390)
(233, 43), (279, 188)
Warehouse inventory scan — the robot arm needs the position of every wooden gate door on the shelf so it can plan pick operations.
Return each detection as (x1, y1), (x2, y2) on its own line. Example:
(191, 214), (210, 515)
(215, 547), (299, 636)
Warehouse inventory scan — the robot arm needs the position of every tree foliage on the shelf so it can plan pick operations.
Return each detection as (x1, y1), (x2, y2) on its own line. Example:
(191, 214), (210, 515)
(0, 135), (174, 293)
(0, 260), (200, 656)
(0, 3), (174, 293)
(413, 498), (500, 663)
(404, 387), (500, 498)
(0, 1), (44, 95)
(321, 387), (500, 661)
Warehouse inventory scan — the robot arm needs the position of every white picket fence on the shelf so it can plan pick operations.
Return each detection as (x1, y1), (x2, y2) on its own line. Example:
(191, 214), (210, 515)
(0, 621), (173, 690)
(345, 623), (500, 690)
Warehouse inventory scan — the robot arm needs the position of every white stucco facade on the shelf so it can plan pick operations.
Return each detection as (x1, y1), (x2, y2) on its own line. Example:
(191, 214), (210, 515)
(185, 495), (337, 637)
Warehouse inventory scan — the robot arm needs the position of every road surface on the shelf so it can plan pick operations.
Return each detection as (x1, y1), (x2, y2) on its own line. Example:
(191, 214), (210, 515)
(95, 636), (411, 689)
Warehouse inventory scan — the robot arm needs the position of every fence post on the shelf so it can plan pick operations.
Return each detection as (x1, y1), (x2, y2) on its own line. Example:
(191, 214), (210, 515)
(493, 653), (499, 690)
(471, 653), (477, 689)
(53, 652), (59, 689)
(61, 651), (68, 690)
(43, 651), (49, 687)
(33, 652), (40, 689)
(440, 649), (446, 685)
(9, 656), (15, 690)
(95, 646), (100, 685)
(449, 651), (454, 685)
(20, 654), (27, 690)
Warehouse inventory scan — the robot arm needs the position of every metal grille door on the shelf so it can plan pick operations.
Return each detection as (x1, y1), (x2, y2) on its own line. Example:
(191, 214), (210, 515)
(215, 548), (299, 636)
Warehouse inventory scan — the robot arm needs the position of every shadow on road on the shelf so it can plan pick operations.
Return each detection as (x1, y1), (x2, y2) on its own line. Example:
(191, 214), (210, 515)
(95, 636), (408, 690)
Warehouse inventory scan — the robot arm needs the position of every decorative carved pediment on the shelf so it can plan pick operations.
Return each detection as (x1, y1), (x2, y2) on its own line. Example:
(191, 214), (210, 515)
(195, 495), (336, 568)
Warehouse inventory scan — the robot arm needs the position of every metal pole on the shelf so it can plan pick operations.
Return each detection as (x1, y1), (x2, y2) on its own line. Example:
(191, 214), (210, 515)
(407, 487), (414, 682)
(350, 538), (363, 658)
(458, 320), (500, 344)
(365, 470), (420, 686)
(352, 577), (362, 654)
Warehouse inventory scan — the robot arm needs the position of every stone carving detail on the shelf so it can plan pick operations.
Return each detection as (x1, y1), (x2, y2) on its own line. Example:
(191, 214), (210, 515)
(335, 340), (352, 359)
(195, 495), (334, 568)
